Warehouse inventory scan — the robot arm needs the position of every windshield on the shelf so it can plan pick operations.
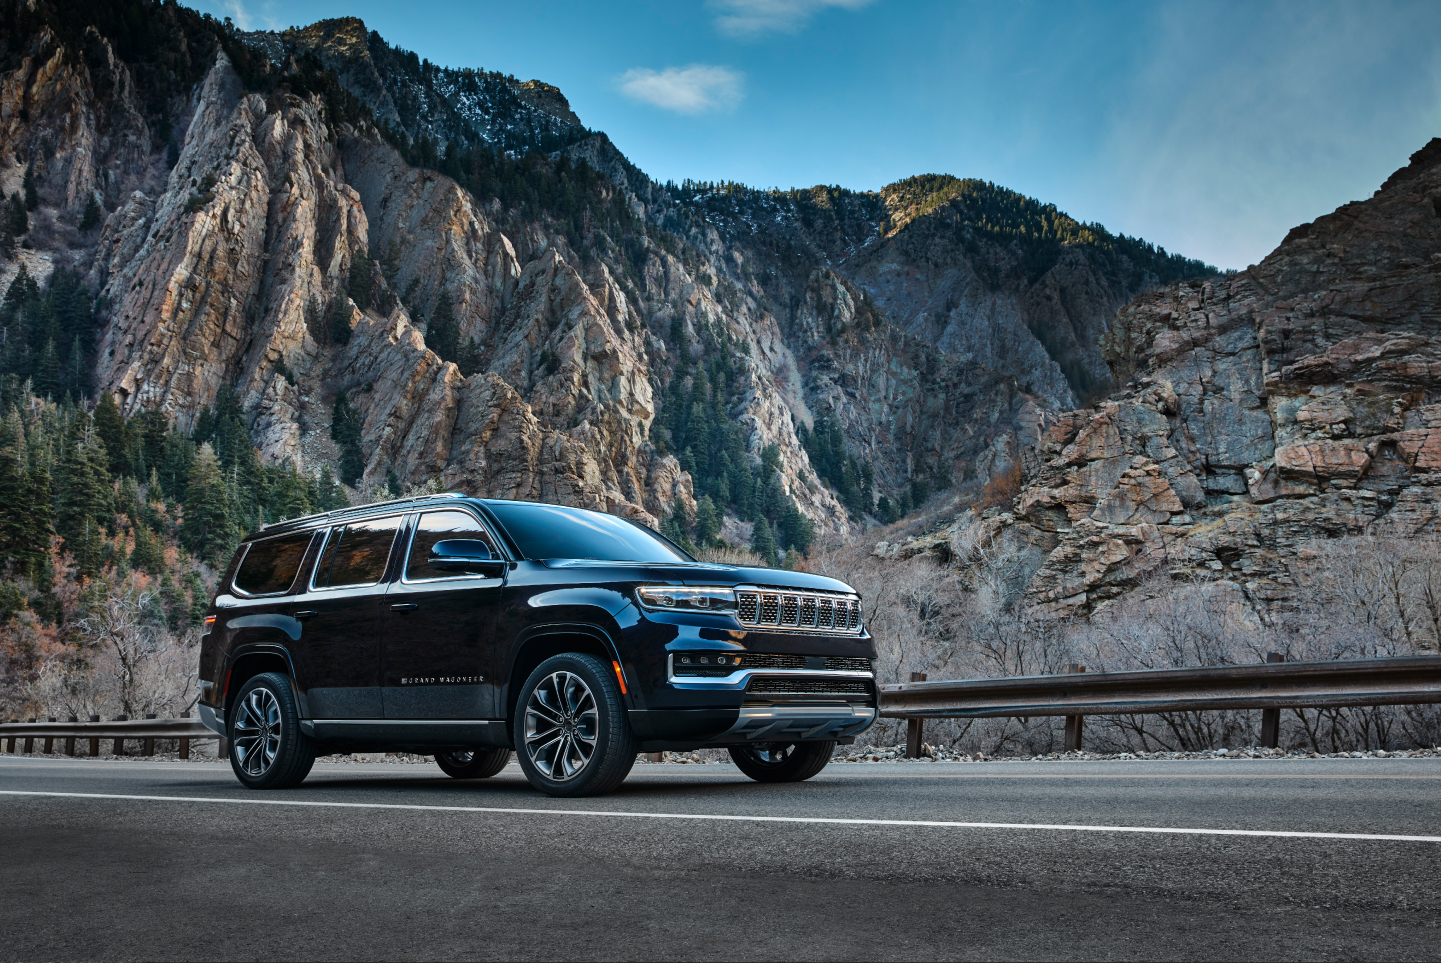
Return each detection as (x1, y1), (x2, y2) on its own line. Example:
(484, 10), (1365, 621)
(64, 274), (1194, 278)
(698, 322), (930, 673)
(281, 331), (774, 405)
(486, 502), (693, 563)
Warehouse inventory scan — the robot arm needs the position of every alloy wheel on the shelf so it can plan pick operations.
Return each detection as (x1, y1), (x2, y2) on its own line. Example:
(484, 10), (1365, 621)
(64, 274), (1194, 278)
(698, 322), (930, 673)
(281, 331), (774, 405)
(232, 686), (282, 777)
(743, 742), (796, 767)
(523, 670), (599, 781)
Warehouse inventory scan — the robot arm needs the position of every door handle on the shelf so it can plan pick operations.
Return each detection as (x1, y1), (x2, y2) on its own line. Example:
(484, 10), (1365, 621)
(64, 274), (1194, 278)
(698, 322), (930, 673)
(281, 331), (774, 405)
(293, 610), (317, 620)
(390, 603), (418, 612)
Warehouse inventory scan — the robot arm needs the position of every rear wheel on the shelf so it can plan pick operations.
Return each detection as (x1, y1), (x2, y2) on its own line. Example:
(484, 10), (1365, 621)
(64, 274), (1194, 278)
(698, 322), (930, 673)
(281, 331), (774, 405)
(729, 741), (834, 783)
(228, 672), (316, 790)
(514, 653), (636, 797)
(436, 748), (511, 779)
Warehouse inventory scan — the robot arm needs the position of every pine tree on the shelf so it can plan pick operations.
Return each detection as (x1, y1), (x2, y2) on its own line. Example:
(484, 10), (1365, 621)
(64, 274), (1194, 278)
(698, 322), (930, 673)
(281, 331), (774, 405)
(79, 194), (102, 231)
(314, 464), (349, 512)
(347, 248), (373, 311)
(34, 339), (60, 398)
(330, 390), (364, 486)
(92, 391), (132, 477)
(427, 289), (458, 361)
(129, 522), (164, 573)
(750, 517), (777, 567)
(181, 442), (236, 566)
(456, 337), (481, 378)
(55, 419), (113, 561)
(269, 462), (312, 521)
(22, 163), (37, 211)
(7, 192), (26, 236)
(693, 495), (720, 546)
(329, 298), (353, 345)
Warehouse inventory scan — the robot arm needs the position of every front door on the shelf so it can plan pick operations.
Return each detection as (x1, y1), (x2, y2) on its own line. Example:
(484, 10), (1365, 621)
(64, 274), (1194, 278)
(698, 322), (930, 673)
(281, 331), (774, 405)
(382, 508), (504, 719)
(294, 516), (403, 719)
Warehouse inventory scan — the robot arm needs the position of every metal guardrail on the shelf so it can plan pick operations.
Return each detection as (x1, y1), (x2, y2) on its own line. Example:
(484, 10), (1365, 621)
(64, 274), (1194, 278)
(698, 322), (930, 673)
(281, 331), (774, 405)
(880, 655), (1441, 757)
(0, 714), (223, 760)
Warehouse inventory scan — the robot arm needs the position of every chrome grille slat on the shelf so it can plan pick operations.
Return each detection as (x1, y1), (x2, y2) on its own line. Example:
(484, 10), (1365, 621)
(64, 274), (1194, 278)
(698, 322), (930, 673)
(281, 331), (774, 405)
(733, 586), (863, 635)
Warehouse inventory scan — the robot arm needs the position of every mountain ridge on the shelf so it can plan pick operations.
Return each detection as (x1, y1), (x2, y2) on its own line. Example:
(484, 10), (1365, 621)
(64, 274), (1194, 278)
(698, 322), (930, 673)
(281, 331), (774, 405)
(0, 0), (1221, 558)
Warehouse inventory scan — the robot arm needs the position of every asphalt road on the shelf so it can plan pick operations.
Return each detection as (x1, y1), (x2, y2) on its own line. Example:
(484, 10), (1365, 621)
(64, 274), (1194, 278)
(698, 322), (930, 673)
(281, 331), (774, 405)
(3, 754), (1440, 961)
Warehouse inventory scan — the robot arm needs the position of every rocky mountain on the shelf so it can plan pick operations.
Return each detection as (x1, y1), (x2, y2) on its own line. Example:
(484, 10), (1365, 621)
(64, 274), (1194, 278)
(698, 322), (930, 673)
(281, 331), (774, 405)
(906, 139), (1441, 614)
(0, 0), (1218, 550)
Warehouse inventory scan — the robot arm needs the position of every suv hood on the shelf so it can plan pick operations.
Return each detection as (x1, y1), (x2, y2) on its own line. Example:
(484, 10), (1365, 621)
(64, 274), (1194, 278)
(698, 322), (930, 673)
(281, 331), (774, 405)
(538, 559), (856, 595)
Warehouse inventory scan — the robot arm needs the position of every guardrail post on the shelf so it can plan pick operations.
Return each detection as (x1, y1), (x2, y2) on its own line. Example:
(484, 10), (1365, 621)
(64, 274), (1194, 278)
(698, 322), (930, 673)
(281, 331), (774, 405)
(1260, 652), (1285, 748)
(905, 672), (928, 758)
(143, 713), (156, 756)
(219, 733), (229, 761)
(88, 715), (100, 756)
(24, 717), (35, 754)
(43, 718), (55, 754)
(4, 720), (13, 753)
(113, 715), (127, 756)
(179, 711), (191, 760)
(1063, 665), (1086, 752)
(65, 717), (77, 756)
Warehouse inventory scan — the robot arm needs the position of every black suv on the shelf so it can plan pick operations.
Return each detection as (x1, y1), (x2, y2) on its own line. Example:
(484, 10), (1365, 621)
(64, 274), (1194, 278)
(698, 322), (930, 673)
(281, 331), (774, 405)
(197, 494), (877, 796)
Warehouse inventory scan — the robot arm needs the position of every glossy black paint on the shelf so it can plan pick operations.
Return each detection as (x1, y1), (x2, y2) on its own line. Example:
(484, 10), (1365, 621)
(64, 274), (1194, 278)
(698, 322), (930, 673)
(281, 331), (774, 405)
(197, 497), (877, 754)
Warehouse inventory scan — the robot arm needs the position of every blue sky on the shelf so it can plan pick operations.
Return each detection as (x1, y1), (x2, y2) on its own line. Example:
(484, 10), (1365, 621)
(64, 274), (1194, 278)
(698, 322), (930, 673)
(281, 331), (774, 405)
(203, 0), (1441, 270)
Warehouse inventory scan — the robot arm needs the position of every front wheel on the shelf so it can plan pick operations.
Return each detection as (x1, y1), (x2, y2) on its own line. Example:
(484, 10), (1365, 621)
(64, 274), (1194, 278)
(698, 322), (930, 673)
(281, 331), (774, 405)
(729, 741), (834, 783)
(514, 653), (636, 797)
(228, 672), (316, 790)
(436, 748), (511, 779)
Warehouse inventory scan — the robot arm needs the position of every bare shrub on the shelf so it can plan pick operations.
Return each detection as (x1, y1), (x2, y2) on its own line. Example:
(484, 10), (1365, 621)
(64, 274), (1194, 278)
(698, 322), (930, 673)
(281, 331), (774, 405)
(813, 531), (1441, 756)
(26, 582), (199, 721)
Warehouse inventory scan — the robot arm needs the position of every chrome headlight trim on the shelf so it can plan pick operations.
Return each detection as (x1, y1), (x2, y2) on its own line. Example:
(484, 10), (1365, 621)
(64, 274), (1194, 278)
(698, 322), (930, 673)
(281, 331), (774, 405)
(636, 585), (738, 613)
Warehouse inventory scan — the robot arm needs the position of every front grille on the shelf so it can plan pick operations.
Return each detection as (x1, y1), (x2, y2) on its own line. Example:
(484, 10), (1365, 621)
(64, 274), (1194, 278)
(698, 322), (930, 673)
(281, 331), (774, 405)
(747, 677), (873, 699)
(735, 587), (863, 634)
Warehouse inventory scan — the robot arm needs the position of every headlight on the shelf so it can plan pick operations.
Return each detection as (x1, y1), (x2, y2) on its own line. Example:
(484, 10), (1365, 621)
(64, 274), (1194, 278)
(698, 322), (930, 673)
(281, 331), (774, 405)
(637, 585), (737, 613)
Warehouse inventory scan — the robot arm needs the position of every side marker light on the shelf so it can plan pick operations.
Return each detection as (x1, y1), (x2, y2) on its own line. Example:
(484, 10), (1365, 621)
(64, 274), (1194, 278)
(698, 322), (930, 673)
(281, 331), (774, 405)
(612, 661), (628, 695)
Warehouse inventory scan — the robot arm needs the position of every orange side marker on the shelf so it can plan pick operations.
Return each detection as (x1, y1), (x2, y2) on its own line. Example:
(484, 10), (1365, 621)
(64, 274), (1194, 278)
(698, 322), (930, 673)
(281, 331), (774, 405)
(612, 661), (628, 695)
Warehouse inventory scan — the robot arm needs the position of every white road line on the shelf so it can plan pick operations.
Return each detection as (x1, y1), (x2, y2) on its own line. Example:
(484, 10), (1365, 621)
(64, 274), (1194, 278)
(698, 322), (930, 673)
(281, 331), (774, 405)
(2, 790), (1438, 843)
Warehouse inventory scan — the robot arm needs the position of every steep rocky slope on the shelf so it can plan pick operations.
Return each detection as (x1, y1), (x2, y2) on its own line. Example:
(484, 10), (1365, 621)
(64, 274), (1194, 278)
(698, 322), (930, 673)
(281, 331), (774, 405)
(0, 1), (1218, 545)
(917, 140), (1441, 612)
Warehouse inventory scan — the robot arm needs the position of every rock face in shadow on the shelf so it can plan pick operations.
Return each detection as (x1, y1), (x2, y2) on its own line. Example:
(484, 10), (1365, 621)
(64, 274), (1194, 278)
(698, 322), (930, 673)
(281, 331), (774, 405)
(971, 139), (1441, 613)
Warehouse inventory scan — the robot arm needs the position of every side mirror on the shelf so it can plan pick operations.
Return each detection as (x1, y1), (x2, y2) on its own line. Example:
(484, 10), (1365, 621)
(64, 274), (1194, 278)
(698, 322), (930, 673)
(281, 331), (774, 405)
(428, 539), (505, 575)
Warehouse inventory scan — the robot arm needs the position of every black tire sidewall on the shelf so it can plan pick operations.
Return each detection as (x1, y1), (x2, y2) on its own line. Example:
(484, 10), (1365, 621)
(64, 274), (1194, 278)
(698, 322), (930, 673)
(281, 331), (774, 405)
(513, 653), (635, 797)
(730, 741), (835, 782)
(227, 672), (316, 790)
(436, 747), (511, 778)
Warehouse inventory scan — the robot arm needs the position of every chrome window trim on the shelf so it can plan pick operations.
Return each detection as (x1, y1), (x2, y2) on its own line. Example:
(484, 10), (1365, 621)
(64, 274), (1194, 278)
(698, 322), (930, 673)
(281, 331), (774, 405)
(667, 653), (875, 686)
(733, 584), (864, 635)
(230, 530), (319, 598)
(398, 507), (506, 585)
(306, 516), (403, 593)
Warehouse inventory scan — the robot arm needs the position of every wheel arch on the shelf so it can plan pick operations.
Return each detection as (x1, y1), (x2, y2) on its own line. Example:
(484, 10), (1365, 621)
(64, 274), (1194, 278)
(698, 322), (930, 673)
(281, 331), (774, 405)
(503, 622), (624, 729)
(224, 645), (298, 719)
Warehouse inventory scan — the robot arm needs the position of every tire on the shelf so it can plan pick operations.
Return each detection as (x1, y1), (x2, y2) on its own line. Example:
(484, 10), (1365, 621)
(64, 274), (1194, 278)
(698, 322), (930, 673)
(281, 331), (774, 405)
(228, 672), (317, 790)
(514, 653), (636, 797)
(436, 748), (511, 779)
(729, 741), (835, 783)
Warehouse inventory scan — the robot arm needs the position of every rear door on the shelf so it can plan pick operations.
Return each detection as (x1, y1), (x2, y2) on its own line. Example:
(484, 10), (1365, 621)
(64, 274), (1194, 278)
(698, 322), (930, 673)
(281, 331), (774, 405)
(295, 516), (403, 719)
(381, 508), (505, 719)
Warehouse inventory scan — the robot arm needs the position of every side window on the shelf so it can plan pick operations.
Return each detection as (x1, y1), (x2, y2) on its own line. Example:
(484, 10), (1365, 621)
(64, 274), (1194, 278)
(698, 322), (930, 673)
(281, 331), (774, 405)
(234, 531), (314, 595)
(312, 517), (402, 589)
(405, 510), (500, 582)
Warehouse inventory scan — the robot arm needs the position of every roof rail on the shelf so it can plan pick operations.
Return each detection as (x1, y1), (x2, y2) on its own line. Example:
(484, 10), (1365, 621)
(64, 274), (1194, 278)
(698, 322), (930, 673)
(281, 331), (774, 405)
(259, 492), (469, 531)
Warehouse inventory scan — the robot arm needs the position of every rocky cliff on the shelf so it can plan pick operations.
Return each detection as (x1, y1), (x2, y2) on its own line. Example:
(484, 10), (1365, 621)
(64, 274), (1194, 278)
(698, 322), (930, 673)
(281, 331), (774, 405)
(914, 139), (1441, 612)
(0, 1), (1219, 546)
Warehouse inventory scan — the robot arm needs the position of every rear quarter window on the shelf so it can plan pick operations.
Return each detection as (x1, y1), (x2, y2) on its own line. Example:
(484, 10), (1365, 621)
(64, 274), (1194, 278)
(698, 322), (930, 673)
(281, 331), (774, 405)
(234, 531), (314, 595)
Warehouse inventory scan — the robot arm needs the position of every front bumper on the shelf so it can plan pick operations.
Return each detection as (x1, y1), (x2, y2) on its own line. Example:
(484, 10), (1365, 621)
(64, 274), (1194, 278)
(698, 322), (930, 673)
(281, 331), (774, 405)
(627, 703), (875, 749)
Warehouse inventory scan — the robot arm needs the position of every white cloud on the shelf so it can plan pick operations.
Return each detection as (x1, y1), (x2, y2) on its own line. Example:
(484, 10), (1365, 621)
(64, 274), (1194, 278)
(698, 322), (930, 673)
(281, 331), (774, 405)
(202, 0), (281, 31)
(710, 0), (875, 37)
(617, 65), (744, 114)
